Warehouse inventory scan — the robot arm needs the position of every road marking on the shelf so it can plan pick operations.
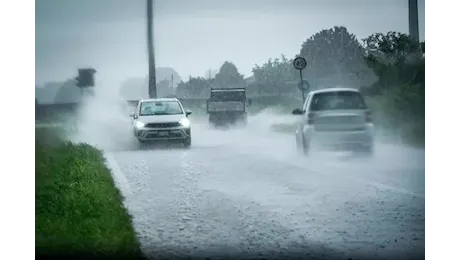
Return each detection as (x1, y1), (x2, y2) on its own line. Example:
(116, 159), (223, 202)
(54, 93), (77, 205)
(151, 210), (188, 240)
(104, 152), (133, 197)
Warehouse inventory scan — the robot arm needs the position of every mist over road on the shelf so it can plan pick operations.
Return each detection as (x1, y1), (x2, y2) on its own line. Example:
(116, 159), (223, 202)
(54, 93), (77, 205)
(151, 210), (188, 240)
(95, 112), (425, 259)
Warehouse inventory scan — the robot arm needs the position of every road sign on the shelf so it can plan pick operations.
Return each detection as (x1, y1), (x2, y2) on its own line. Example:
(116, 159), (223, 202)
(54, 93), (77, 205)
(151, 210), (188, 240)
(298, 80), (310, 91)
(293, 57), (307, 70)
(76, 68), (96, 88)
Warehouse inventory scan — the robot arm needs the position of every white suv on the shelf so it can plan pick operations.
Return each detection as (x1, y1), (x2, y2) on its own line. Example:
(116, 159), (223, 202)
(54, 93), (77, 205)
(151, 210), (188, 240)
(129, 98), (192, 148)
(292, 88), (375, 156)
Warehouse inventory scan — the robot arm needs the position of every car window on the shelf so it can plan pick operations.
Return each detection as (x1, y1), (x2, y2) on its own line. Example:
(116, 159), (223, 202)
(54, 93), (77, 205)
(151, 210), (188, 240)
(310, 91), (367, 111)
(140, 101), (183, 115)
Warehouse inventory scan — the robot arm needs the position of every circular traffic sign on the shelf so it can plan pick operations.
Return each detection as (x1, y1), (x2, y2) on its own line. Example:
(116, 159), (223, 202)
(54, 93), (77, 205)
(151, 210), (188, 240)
(293, 57), (307, 70)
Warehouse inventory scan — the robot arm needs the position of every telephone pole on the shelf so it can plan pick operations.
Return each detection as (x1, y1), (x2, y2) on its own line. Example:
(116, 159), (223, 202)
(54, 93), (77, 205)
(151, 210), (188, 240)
(408, 0), (419, 42)
(147, 0), (157, 98)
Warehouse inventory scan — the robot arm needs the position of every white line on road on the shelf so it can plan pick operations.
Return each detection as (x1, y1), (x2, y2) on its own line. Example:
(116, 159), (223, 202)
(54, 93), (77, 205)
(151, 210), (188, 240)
(104, 152), (133, 197)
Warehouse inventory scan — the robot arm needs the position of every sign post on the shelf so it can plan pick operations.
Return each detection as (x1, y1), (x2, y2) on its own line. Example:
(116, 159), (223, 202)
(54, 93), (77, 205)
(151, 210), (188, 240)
(293, 57), (307, 102)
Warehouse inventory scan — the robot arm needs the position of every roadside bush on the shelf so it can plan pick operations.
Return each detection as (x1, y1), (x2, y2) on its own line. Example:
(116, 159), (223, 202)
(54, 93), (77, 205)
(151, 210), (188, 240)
(365, 83), (424, 146)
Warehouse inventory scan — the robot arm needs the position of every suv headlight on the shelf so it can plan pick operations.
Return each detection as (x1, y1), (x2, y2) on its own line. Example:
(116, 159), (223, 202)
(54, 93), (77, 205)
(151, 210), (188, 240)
(135, 121), (145, 128)
(179, 118), (190, 128)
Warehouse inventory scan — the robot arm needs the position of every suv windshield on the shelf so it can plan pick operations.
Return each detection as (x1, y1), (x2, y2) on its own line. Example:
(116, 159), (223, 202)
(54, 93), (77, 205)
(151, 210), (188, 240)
(140, 101), (183, 116)
(310, 91), (367, 111)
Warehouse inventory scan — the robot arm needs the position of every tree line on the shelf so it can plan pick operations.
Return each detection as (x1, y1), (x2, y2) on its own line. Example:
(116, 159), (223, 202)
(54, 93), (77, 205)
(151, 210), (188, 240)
(35, 25), (424, 144)
(175, 26), (424, 144)
(176, 26), (423, 99)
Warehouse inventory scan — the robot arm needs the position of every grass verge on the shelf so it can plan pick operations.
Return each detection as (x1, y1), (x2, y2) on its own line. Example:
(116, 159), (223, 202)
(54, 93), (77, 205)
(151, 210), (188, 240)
(35, 127), (143, 259)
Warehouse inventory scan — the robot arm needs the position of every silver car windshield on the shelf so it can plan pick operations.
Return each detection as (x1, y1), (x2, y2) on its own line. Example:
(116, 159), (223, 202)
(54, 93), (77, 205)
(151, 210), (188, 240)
(140, 101), (183, 116)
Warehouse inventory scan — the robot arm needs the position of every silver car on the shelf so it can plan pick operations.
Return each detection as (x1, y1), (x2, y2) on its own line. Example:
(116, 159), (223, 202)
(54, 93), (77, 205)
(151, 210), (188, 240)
(129, 98), (192, 148)
(292, 88), (375, 156)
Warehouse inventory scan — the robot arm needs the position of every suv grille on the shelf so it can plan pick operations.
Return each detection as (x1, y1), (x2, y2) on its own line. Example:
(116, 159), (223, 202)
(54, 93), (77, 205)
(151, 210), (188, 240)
(144, 122), (181, 128)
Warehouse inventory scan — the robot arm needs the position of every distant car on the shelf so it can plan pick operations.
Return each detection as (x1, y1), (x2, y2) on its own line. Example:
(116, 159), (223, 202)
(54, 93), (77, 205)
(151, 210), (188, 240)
(129, 98), (192, 148)
(292, 88), (375, 156)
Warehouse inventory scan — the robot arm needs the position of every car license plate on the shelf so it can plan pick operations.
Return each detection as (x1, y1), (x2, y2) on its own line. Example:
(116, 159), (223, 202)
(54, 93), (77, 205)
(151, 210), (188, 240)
(158, 131), (169, 136)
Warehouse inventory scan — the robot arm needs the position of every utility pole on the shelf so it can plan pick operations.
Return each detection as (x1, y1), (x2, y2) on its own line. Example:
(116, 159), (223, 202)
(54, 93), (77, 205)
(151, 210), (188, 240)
(408, 0), (419, 42)
(147, 0), (157, 98)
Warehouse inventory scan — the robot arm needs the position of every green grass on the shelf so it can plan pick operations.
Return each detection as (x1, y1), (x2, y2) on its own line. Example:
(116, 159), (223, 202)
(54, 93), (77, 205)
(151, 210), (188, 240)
(35, 128), (143, 259)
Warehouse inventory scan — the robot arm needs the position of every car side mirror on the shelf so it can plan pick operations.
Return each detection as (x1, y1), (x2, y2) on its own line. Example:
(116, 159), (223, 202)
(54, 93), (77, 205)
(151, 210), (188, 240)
(292, 108), (304, 115)
(247, 98), (252, 106)
(129, 112), (138, 119)
(185, 110), (192, 117)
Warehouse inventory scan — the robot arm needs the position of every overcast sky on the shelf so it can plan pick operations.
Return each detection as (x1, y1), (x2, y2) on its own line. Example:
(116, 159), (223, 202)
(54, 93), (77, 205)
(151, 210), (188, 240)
(35, 0), (425, 87)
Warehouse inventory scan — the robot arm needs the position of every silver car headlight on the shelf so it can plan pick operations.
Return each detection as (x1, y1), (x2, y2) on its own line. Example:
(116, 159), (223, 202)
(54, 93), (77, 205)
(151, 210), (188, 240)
(135, 121), (145, 128)
(179, 118), (190, 128)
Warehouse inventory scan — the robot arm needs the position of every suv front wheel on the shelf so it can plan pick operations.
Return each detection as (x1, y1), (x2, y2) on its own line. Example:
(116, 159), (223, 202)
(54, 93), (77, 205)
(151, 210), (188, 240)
(183, 136), (191, 148)
(296, 130), (310, 156)
(353, 142), (374, 157)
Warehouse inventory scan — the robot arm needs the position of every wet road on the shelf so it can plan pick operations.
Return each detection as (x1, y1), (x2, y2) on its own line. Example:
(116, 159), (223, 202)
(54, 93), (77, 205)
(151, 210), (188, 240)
(102, 117), (425, 259)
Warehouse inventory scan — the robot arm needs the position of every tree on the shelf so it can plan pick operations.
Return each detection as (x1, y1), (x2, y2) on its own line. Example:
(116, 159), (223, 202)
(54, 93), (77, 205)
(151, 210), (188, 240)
(155, 67), (181, 87)
(361, 32), (425, 145)
(299, 26), (375, 88)
(175, 77), (211, 98)
(204, 69), (218, 79)
(175, 64), (238, 98)
(362, 31), (425, 92)
(363, 32), (424, 65)
(252, 54), (299, 95)
(214, 61), (245, 88)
